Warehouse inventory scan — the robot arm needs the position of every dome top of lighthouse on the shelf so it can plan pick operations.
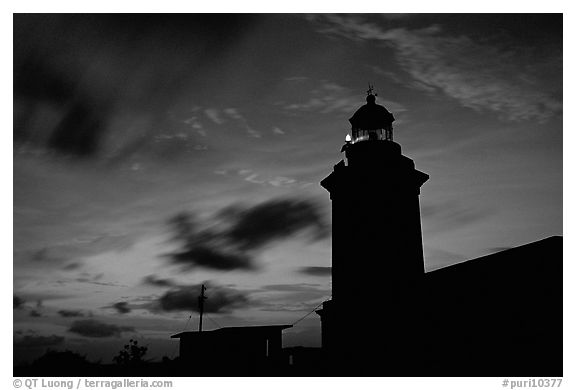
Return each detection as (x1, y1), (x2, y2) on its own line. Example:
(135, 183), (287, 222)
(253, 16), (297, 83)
(349, 88), (395, 130)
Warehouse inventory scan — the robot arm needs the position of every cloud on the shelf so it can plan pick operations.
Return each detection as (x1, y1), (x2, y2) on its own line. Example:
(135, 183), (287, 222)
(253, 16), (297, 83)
(261, 283), (324, 292)
(62, 262), (82, 271)
(215, 168), (313, 189)
(68, 319), (135, 338)
(223, 107), (262, 138)
(421, 200), (491, 234)
(29, 310), (42, 317)
(14, 335), (65, 348)
(29, 234), (136, 265)
(13, 15), (217, 164)
(256, 283), (331, 313)
(204, 108), (224, 124)
(297, 266), (332, 276)
(169, 245), (254, 271)
(110, 302), (131, 314)
(309, 15), (561, 122)
(282, 81), (361, 114)
(164, 198), (328, 271)
(157, 283), (249, 313)
(13, 52), (110, 159)
(283, 80), (406, 116)
(142, 275), (177, 287)
(222, 198), (329, 250)
(14, 296), (25, 310)
(58, 310), (85, 318)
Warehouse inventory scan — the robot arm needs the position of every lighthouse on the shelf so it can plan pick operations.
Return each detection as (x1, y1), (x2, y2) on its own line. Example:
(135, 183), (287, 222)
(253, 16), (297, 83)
(317, 87), (429, 372)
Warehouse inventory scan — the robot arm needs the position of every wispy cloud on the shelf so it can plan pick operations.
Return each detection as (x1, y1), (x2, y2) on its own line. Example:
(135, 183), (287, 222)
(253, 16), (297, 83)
(283, 80), (405, 115)
(214, 168), (313, 188)
(27, 234), (136, 266)
(203, 107), (262, 138)
(204, 108), (225, 125)
(421, 200), (493, 235)
(309, 15), (562, 122)
(224, 108), (262, 138)
(142, 275), (177, 288)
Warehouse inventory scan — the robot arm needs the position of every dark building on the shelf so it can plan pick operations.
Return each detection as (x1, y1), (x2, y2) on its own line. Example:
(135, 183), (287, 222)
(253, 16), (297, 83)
(171, 325), (291, 375)
(318, 89), (429, 374)
(317, 90), (562, 376)
(421, 236), (562, 376)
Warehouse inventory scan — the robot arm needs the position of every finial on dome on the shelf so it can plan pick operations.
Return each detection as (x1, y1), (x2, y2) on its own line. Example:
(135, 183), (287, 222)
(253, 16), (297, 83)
(366, 84), (377, 104)
(366, 84), (376, 96)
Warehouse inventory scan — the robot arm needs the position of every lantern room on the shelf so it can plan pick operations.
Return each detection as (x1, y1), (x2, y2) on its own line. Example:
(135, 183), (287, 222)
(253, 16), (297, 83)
(347, 86), (395, 143)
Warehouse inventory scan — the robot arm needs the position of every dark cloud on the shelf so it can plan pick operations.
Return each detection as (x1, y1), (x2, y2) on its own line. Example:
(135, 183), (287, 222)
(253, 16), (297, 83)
(62, 263), (82, 271)
(13, 14), (256, 163)
(164, 198), (328, 271)
(165, 213), (254, 271)
(14, 335), (65, 348)
(261, 283), (324, 292)
(29, 310), (42, 317)
(298, 266), (332, 276)
(72, 272), (126, 287)
(14, 296), (25, 310)
(157, 283), (249, 314)
(58, 310), (85, 318)
(169, 245), (254, 271)
(223, 199), (329, 250)
(111, 302), (131, 314)
(68, 319), (134, 338)
(142, 275), (177, 287)
(13, 43), (111, 159)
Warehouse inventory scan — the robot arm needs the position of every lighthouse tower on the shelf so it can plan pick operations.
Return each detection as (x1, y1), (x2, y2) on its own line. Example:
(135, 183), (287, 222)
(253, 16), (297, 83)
(317, 87), (429, 372)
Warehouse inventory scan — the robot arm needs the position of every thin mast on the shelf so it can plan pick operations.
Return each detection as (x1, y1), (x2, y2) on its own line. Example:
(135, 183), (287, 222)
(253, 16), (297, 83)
(198, 284), (207, 332)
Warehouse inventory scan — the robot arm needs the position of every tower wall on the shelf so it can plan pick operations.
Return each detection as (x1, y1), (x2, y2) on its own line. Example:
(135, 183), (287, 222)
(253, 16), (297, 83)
(319, 140), (428, 372)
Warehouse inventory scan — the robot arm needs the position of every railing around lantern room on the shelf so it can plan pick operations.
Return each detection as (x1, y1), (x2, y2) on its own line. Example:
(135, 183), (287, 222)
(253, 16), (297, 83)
(350, 125), (393, 143)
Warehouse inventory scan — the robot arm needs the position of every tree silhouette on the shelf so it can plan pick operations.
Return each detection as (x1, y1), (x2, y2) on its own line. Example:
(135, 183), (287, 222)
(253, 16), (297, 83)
(113, 339), (148, 365)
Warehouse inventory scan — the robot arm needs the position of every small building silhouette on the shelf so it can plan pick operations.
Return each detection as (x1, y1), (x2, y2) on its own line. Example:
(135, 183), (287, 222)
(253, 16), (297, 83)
(171, 325), (291, 374)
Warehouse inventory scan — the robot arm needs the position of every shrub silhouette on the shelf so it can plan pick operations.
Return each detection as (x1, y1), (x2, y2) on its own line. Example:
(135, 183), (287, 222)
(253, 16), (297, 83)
(113, 339), (148, 365)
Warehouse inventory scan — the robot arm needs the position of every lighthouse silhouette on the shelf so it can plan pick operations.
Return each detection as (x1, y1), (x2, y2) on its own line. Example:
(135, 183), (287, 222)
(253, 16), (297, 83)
(317, 87), (429, 374)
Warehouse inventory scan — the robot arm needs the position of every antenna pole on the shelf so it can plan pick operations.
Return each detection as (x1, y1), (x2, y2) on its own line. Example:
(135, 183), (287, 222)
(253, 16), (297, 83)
(198, 284), (207, 332)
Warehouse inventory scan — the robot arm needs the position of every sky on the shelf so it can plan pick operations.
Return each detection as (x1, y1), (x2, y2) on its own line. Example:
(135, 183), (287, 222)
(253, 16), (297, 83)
(13, 13), (562, 364)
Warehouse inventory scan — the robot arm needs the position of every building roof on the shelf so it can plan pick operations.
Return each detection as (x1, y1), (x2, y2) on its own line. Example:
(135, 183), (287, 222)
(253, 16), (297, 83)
(171, 324), (292, 338)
